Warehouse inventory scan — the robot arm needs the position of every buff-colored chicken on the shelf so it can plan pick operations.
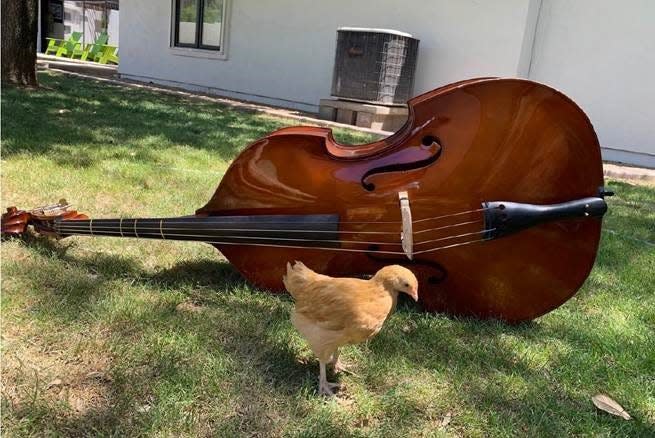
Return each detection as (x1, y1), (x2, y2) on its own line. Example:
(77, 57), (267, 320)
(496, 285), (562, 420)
(283, 261), (418, 396)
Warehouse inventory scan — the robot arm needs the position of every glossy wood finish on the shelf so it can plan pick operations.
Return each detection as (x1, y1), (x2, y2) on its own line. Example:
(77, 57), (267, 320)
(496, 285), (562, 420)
(3, 78), (603, 322)
(197, 78), (604, 322)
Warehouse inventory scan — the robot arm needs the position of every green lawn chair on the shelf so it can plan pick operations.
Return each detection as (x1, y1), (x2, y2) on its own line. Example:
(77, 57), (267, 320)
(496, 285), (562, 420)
(97, 45), (119, 65)
(44, 38), (60, 55)
(71, 32), (108, 62)
(44, 32), (82, 57)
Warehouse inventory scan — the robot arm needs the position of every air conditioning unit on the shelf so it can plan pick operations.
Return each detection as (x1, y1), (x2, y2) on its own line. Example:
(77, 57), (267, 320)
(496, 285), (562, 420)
(331, 27), (419, 105)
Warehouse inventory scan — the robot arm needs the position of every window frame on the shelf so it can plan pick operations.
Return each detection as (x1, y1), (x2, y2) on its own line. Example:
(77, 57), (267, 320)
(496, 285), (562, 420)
(173, 0), (226, 51)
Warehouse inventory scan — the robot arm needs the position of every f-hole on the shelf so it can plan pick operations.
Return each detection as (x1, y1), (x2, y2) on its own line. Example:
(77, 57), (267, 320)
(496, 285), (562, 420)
(361, 136), (442, 191)
(422, 135), (440, 147)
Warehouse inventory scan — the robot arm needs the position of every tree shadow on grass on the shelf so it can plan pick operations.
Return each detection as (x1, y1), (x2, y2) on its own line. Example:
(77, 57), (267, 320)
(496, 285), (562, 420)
(144, 259), (317, 397)
(363, 308), (654, 435)
(5, 208), (654, 436)
(1, 72), (375, 170)
(5, 235), (313, 401)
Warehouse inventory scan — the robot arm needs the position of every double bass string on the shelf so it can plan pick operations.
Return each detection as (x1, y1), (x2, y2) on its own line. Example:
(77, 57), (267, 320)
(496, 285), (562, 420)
(78, 206), (491, 227)
(53, 224), (487, 247)
(56, 226), (402, 236)
(415, 219), (482, 234)
(54, 218), (491, 257)
(414, 207), (487, 223)
(54, 225), (405, 247)
(171, 234), (494, 256)
(53, 205), (491, 236)
(54, 217), (484, 236)
(54, 205), (493, 253)
(52, 224), (494, 256)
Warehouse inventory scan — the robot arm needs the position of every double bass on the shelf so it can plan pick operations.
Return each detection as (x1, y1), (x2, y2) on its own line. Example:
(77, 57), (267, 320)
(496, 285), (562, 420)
(2, 78), (611, 322)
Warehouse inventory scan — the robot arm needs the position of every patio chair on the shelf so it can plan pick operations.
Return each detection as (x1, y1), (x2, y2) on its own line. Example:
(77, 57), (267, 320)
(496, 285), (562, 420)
(71, 32), (109, 62)
(97, 45), (119, 65)
(44, 32), (82, 57)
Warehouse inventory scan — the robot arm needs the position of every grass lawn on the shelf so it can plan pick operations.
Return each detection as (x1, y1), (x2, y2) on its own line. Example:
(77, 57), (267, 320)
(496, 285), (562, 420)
(2, 71), (654, 437)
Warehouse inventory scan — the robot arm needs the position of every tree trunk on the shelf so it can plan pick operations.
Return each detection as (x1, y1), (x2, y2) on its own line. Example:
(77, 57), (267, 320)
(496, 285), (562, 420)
(1, 0), (39, 87)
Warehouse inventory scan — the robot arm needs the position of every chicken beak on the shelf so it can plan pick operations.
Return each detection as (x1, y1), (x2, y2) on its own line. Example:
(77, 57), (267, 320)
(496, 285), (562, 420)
(409, 287), (419, 301)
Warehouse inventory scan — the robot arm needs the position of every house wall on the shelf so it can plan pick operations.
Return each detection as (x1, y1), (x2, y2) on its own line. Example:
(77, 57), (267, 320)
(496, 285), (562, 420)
(119, 0), (655, 167)
(119, 0), (535, 112)
(528, 0), (655, 168)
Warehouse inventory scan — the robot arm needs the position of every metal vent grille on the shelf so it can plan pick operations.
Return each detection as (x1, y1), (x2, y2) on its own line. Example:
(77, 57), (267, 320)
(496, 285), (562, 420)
(331, 28), (419, 105)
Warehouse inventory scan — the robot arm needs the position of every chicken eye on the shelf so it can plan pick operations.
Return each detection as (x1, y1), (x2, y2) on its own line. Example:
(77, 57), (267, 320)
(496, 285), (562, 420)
(403, 282), (410, 288)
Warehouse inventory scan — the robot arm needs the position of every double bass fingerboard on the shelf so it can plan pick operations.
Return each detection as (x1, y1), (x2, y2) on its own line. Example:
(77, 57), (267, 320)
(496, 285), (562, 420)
(53, 214), (341, 248)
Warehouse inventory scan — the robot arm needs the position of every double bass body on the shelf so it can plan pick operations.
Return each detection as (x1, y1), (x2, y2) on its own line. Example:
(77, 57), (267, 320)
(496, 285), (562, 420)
(1, 78), (605, 322)
(199, 78), (605, 322)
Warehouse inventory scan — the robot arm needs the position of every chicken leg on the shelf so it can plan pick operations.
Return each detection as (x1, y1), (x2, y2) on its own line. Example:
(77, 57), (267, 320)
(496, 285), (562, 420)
(330, 350), (356, 376)
(318, 361), (340, 396)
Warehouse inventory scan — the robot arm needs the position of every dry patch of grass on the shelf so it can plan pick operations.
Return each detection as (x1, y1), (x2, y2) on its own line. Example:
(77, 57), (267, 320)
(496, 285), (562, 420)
(3, 329), (113, 415)
(2, 315), (115, 433)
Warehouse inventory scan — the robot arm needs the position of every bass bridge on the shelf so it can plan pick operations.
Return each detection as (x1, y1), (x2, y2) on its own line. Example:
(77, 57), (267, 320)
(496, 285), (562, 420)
(398, 191), (414, 260)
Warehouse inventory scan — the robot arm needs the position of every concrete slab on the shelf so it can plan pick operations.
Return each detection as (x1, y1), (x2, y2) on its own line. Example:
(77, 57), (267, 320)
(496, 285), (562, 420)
(319, 98), (408, 131)
(604, 163), (655, 185)
(37, 54), (117, 78)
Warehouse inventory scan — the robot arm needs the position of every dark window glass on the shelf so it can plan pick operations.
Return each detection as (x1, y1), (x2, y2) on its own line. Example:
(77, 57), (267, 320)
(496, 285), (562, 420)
(174, 0), (223, 50)
(201, 0), (223, 48)
(177, 0), (198, 45)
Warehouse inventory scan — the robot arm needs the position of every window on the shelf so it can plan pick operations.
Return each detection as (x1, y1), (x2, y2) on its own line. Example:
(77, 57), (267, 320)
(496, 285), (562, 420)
(174, 0), (225, 50)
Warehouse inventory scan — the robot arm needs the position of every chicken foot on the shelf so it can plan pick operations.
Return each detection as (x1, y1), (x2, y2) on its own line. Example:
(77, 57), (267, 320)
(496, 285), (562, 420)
(318, 361), (340, 396)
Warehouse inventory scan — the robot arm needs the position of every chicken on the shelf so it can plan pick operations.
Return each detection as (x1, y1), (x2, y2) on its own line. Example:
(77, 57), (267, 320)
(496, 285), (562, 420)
(283, 261), (418, 396)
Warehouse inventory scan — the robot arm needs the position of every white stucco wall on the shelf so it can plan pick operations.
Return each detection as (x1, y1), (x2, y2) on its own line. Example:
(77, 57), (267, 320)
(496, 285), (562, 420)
(119, 0), (654, 167)
(528, 0), (655, 168)
(119, 0), (535, 112)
